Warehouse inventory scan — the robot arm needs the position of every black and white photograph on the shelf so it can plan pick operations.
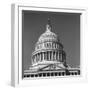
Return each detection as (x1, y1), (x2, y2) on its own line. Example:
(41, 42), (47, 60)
(22, 9), (80, 79)
(10, 3), (88, 87)
(0, 0), (89, 89)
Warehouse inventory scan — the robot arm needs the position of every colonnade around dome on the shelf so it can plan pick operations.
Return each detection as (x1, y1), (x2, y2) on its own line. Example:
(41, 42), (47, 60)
(32, 50), (66, 66)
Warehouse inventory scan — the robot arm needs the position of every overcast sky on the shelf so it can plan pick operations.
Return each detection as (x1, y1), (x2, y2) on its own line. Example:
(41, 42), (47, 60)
(22, 10), (80, 70)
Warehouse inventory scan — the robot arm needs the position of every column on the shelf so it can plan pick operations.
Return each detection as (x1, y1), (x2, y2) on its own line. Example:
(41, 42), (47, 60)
(61, 53), (62, 62)
(58, 52), (59, 61)
(34, 55), (36, 63)
(46, 52), (48, 60)
(40, 53), (41, 61)
(48, 51), (50, 60)
(44, 52), (45, 60)
(50, 51), (51, 60)
(59, 52), (60, 61)
(48, 51), (49, 60)
(45, 52), (46, 60)
(56, 51), (57, 60)
(57, 52), (58, 60)
(36, 54), (38, 62)
(35, 54), (37, 63)
(56, 44), (57, 49)
(38, 53), (40, 62)
(39, 53), (40, 61)
(47, 52), (48, 61)
(55, 51), (56, 60)
(37, 54), (38, 62)
(53, 52), (54, 61)
(41, 52), (42, 61)
(52, 51), (53, 61)
(42, 52), (44, 61)
(36, 54), (37, 62)
(49, 51), (51, 60)
(54, 51), (55, 60)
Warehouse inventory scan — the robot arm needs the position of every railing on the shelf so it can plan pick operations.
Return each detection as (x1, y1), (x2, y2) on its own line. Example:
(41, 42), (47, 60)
(23, 69), (80, 78)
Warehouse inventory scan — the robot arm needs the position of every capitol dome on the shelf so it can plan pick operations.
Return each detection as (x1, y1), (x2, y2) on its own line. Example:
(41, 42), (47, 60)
(30, 18), (66, 71)
(37, 24), (59, 44)
(34, 19), (63, 52)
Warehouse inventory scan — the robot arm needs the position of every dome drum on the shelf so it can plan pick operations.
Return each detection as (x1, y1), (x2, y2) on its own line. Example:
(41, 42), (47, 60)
(35, 41), (63, 51)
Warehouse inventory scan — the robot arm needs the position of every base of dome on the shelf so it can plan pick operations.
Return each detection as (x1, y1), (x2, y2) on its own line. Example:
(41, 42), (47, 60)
(29, 61), (66, 72)
(32, 60), (61, 66)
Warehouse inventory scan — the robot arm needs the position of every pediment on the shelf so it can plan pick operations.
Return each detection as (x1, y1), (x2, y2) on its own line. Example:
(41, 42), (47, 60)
(38, 63), (66, 71)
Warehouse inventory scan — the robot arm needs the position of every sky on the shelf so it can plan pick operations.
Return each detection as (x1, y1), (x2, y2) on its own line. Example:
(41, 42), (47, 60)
(22, 10), (80, 71)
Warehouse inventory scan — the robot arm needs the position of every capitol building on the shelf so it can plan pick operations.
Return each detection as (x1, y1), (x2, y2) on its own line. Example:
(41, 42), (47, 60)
(24, 18), (80, 78)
